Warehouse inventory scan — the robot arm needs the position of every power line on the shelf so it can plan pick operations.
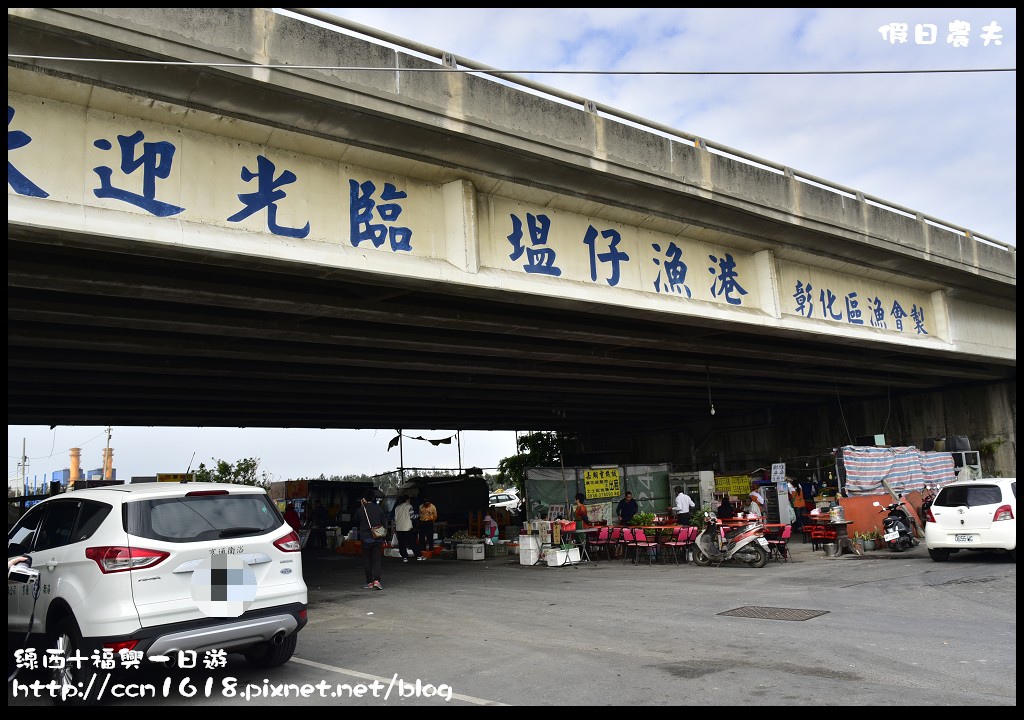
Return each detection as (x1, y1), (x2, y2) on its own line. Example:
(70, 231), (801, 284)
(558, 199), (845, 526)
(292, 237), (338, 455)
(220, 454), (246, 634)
(7, 55), (1015, 75)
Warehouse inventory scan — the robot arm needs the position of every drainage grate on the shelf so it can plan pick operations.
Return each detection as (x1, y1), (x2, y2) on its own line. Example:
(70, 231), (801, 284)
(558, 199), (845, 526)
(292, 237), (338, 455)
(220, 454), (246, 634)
(941, 576), (997, 587)
(717, 606), (830, 621)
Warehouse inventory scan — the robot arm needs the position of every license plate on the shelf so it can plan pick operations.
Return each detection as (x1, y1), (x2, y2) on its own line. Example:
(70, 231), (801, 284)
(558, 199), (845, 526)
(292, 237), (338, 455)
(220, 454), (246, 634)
(954, 534), (975, 543)
(883, 530), (899, 542)
(756, 537), (769, 547)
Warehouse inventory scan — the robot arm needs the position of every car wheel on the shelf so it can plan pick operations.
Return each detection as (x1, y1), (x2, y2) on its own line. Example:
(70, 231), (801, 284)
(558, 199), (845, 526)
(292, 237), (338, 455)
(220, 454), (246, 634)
(244, 631), (298, 669)
(1008, 548), (1016, 563)
(928, 548), (951, 562)
(49, 616), (99, 707)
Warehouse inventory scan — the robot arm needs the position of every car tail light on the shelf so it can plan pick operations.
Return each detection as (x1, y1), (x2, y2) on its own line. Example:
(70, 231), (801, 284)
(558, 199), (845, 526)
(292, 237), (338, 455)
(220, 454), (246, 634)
(925, 507), (936, 524)
(274, 530), (302, 553)
(993, 505), (1014, 522)
(85, 546), (170, 573)
(103, 639), (140, 653)
(184, 489), (229, 496)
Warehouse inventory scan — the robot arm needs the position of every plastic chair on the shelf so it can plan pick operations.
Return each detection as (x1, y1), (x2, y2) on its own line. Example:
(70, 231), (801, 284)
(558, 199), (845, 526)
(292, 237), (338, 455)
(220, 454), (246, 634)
(626, 528), (659, 566)
(766, 524), (792, 562)
(607, 526), (625, 560)
(587, 525), (610, 560)
(661, 525), (695, 565)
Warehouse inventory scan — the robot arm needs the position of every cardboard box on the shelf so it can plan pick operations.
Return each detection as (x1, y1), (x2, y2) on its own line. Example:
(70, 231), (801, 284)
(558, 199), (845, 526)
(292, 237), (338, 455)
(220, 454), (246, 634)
(456, 544), (485, 561)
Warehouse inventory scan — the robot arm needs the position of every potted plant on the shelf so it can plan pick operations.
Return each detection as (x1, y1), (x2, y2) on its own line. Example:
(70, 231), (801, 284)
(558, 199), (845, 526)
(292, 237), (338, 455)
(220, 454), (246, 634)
(857, 530), (876, 552)
(631, 511), (655, 527)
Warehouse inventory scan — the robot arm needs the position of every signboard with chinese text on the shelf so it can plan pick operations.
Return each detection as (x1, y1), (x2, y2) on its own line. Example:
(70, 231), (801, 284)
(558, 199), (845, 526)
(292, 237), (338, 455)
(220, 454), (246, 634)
(157, 473), (195, 483)
(714, 475), (752, 495)
(583, 468), (622, 499)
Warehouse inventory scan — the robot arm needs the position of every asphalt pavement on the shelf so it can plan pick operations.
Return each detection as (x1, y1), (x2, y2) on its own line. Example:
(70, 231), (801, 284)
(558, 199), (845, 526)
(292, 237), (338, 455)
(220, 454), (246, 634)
(8, 533), (1016, 707)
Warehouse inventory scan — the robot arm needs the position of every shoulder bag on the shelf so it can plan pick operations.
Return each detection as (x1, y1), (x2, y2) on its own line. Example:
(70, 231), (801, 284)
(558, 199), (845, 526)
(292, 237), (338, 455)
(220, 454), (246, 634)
(364, 505), (387, 539)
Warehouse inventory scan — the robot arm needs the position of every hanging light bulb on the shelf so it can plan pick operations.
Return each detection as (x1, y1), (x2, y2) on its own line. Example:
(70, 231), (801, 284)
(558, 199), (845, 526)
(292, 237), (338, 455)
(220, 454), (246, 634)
(710, 404), (716, 416)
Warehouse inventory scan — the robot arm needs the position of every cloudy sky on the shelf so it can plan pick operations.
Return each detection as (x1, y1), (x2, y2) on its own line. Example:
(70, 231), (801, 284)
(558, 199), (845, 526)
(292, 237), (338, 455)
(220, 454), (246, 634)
(7, 8), (1016, 488)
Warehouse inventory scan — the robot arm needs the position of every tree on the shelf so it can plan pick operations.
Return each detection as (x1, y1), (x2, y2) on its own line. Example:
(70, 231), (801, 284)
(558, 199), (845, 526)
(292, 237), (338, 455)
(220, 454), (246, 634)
(496, 431), (563, 494)
(194, 457), (271, 487)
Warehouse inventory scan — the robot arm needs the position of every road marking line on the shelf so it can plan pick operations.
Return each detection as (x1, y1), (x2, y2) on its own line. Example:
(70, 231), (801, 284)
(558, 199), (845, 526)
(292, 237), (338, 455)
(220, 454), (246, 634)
(289, 656), (507, 705)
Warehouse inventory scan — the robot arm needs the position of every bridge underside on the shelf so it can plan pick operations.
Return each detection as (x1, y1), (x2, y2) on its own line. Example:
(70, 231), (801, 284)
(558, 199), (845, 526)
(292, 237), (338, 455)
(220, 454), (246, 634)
(6, 8), (1016, 436)
(7, 229), (1012, 433)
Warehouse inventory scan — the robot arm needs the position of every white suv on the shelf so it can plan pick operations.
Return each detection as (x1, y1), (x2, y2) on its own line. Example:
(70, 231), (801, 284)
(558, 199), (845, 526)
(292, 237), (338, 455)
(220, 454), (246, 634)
(8, 482), (307, 704)
(923, 476), (1016, 562)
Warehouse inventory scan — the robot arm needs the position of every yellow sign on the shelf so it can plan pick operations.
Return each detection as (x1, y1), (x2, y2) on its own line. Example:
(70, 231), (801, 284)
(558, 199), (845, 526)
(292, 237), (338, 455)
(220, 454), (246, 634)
(157, 473), (195, 483)
(583, 468), (622, 499)
(714, 475), (751, 495)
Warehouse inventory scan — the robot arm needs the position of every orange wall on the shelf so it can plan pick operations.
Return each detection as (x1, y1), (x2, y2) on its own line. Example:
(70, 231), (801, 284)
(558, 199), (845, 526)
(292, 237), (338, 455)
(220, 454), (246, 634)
(839, 491), (924, 538)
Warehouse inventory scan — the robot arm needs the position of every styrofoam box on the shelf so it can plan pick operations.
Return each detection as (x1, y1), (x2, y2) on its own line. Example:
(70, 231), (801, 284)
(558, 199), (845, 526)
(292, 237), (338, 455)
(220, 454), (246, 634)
(456, 544), (485, 561)
(545, 547), (581, 566)
(518, 534), (541, 552)
(519, 548), (540, 566)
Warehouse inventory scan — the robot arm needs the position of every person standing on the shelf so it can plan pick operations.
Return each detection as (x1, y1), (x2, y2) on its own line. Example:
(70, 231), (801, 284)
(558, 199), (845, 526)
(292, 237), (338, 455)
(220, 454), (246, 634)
(673, 486), (696, 526)
(747, 491), (764, 519)
(283, 502), (302, 532)
(394, 494), (424, 562)
(357, 488), (386, 590)
(573, 493), (591, 525)
(616, 491), (639, 525)
(418, 497), (438, 551)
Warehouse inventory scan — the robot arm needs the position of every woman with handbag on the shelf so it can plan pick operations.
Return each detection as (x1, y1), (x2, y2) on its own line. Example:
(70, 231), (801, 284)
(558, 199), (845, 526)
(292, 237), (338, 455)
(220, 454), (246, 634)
(357, 488), (387, 590)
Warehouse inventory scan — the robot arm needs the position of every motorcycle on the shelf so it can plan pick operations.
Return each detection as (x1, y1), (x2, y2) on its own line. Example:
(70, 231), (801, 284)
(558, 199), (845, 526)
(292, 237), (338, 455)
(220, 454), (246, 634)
(692, 510), (769, 568)
(872, 497), (920, 551)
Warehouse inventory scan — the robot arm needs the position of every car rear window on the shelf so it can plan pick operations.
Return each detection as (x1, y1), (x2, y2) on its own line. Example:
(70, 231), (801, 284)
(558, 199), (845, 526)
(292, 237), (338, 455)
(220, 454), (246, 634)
(125, 492), (283, 543)
(935, 484), (1003, 507)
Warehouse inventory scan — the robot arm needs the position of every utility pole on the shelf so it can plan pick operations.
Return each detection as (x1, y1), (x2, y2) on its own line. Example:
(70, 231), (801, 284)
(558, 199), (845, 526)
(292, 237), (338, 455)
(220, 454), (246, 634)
(104, 425), (113, 481)
(17, 438), (29, 496)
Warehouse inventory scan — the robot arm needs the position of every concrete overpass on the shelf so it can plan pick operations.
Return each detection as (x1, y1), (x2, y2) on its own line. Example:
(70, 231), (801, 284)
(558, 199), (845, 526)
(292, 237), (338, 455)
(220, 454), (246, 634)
(6, 8), (1016, 471)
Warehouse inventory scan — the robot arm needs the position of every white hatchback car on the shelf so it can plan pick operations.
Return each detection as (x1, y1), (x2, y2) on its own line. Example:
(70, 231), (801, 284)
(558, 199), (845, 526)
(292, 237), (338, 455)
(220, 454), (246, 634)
(923, 476), (1016, 562)
(488, 490), (522, 513)
(8, 482), (307, 704)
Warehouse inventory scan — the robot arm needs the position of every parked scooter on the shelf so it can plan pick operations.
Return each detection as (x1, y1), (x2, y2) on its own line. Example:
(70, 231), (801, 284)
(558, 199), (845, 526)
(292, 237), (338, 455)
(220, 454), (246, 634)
(692, 510), (769, 568)
(872, 497), (920, 551)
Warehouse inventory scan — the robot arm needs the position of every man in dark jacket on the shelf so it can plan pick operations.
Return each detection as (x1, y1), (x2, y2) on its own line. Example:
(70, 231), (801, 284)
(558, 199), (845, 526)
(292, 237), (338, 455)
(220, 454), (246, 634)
(616, 491), (639, 525)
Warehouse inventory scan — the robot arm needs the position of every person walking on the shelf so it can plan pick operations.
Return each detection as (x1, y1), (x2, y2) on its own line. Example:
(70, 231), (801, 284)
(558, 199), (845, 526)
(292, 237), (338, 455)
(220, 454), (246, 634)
(418, 497), (438, 551)
(394, 494), (424, 562)
(356, 488), (386, 590)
